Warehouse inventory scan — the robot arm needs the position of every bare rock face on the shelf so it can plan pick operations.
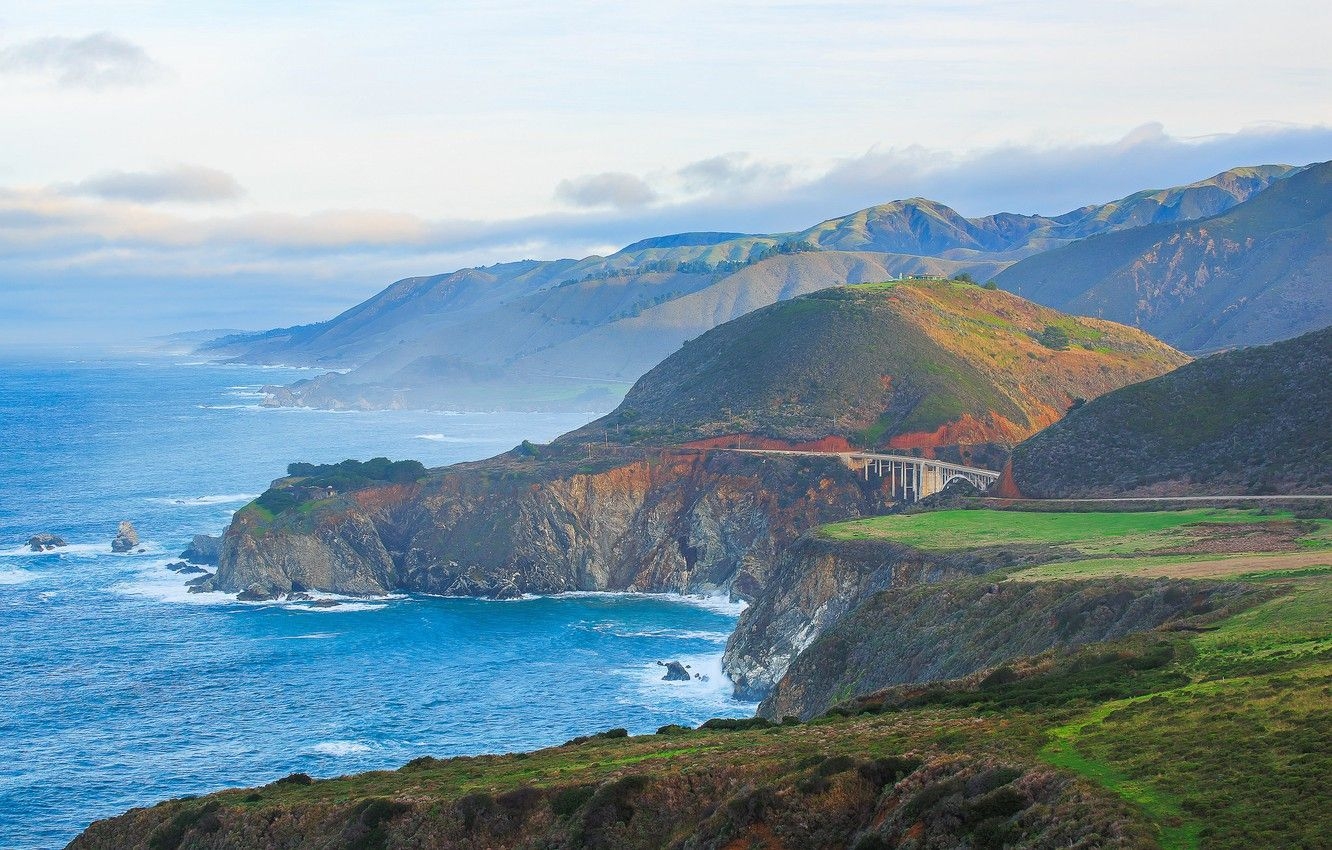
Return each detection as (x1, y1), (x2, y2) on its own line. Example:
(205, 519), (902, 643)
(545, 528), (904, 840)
(27, 533), (67, 552)
(110, 521), (140, 553)
(212, 451), (890, 602)
(179, 534), (222, 565)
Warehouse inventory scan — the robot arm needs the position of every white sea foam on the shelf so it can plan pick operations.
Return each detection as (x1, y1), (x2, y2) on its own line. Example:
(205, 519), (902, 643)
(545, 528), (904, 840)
(627, 651), (754, 717)
(552, 589), (747, 615)
(197, 403), (266, 411)
(595, 625), (731, 643)
(148, 493), (257, 506)
(310, 740), (373, 756)
(415, 432), (513, 443)
(279, 632), (341, 640)
(0, 568), (36, 585)
(1, 541), (109, 557)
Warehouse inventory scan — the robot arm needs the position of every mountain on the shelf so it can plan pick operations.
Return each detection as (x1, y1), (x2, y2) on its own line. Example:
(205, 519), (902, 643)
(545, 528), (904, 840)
(995, 161), (1331, 351)
(201, 165), (1291, 410)
(1004, 325), (1332, 498)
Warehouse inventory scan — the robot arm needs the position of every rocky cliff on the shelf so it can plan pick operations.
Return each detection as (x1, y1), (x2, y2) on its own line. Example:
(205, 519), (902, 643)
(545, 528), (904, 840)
(215, 449), (891, 600)
(719, 536), (1063, 700)
(758, 574), (1258, 719)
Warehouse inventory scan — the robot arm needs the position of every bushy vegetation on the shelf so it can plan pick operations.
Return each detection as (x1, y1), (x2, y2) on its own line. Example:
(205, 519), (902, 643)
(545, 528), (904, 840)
(252, 457), (428, 515)
(1010, 325), (1332, 497)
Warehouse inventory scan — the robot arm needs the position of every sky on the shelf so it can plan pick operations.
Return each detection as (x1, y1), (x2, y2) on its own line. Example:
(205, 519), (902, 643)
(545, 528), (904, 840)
(1, 0), (1330, 351)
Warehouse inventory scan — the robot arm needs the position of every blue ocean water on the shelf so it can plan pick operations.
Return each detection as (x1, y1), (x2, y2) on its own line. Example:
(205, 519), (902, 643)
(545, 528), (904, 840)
(0, 359), (752, 850)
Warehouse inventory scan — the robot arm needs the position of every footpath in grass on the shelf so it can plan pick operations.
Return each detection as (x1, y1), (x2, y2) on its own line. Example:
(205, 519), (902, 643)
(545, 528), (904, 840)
(1037, 574), (1332, 849)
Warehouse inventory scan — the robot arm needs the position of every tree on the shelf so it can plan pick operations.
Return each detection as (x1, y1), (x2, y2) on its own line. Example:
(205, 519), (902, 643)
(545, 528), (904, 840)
(983, 280), (999, 290)
(951, 272), (975, 284)
(1038, 325), (1070, 350)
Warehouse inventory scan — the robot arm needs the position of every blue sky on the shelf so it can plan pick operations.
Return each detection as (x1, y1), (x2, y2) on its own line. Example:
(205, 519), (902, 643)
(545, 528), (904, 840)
(1, 1), (1329, 350)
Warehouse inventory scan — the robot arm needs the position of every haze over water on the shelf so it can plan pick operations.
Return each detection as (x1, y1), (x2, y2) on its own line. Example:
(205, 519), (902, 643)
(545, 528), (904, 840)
(0, 359), (752, 850)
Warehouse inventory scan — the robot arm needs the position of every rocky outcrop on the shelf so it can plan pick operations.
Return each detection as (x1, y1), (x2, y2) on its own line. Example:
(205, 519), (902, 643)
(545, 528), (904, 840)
(660, 661), (690, 681)
(180, 534), (222, 564)
(760, 575), (1260, 720)
(721, 537), (1061, 700)
(110, 521), (139, 553)
(215, 450), (891, 601)
(26, 533), (66, 552)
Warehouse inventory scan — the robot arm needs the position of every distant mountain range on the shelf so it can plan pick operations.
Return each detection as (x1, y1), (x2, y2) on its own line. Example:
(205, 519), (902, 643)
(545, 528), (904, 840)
(996, 161), (1332, 351)
(199, 163), (1309, 411)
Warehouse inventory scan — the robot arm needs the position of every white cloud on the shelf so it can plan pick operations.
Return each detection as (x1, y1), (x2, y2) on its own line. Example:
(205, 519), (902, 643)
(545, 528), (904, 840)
(0, 32), (164, 89)
(555, 172), (658, 209)
(71, 165), (244, 203)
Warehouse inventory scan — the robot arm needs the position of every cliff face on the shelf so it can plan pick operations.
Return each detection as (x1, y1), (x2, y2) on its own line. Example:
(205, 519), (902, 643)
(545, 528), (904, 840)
(216, 450), (891, 600)
(721, 537), (1063, 700)
(759, 575), (1257, 720)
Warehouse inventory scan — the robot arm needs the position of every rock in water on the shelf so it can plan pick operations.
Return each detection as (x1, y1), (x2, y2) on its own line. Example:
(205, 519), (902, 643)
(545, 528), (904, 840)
(237, 583), (276, 602)
(179, 534), (222, 565)
(27, 533), (67, 552)
(662, 661), (691, 682)
(110, 521), (139, 553)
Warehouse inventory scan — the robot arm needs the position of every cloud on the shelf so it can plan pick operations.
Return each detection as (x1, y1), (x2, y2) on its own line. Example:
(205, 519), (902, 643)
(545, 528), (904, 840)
(71, 165), (245, 204)
(555, 172), (657, 209)
(677, 153), (794, 194)
(0, 32), (164, 89)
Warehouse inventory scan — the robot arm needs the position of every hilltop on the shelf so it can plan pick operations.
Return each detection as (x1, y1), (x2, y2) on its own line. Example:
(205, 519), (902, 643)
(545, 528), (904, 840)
(569, 279), (1187, 467)
(202, 165), (1291, 411)
(1004, 325), (1332, 498)
(996, 161), (1332, 351)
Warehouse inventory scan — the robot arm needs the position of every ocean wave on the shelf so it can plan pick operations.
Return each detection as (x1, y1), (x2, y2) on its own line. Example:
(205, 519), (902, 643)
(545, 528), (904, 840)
(552, 589), (747, 615)
(0, 568), (36, 585)
(415, 433), (496, 443)
(580, 622), (730, 643)
(277, 632), (341, 640)
(626, 651), (755, 715)
(197, 403), (266, 411)
(3, 540), (166, 558)
(148, 493), (257, 506)
(310, 740), (373, 756)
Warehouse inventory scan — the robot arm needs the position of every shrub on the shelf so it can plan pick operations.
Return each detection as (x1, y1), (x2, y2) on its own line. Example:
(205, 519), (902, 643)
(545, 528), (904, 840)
(550, 784), (597, 819)
(274, 772), (314, 786)
(1038, 325), (1070, 350)
(699, 716), (772, 731)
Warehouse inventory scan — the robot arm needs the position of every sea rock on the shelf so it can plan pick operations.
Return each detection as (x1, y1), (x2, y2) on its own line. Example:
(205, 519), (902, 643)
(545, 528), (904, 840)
(165, 561), (190, 572)
(662, 661), (691, 682)
(111, 521), (140, 553)
(285, 591), (313, 602)
(237, 583), (277, 602)
(309, 599), (341, 608)
(27, 533), (67, 552)
(179, 534), (222, 565)
(186, 574), (216, 593)
(177, 565), (208, 575)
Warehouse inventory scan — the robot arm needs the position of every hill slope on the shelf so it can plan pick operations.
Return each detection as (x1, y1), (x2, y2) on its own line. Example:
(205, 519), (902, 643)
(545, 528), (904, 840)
(1005, 325), (1332, 497)
(572, 279), (1188, 466)
(205, 165), (1290, 410)
(995, 161), (1332, 351)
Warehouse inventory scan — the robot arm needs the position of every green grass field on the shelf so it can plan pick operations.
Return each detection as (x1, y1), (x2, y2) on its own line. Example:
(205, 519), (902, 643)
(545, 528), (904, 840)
(820, 507), (1332, 555)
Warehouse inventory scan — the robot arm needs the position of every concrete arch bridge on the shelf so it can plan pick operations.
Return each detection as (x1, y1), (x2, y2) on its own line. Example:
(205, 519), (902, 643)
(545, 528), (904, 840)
(730, 449), (1000, 503)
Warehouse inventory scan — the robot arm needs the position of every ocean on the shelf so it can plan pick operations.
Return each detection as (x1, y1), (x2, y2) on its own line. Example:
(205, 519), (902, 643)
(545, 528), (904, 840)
(0, 358), (753, 850)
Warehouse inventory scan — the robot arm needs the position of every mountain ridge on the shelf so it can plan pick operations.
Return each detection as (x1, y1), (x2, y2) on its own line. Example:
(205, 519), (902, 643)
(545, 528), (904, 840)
(201, 164), (1296, 411)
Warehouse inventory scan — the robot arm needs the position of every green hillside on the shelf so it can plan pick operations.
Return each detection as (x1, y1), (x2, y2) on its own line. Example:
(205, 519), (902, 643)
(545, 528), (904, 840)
(1007, 325), (1332, 498)
(996, 161), (1332, 351)
(565, 279), (1185, 464)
